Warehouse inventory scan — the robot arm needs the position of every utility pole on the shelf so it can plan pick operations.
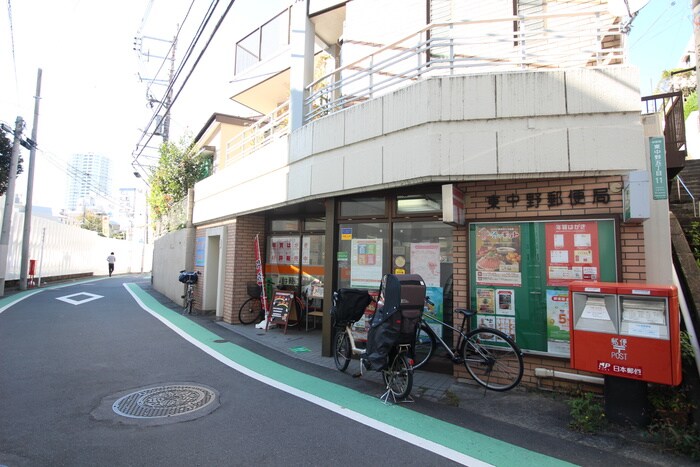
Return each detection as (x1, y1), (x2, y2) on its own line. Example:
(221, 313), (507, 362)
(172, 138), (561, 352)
(20, 69), (42, 290)
(0, 116), (25, 296)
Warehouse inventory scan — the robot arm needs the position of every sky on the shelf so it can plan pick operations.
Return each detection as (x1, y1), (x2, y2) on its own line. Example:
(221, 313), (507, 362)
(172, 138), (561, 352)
(0, 0), (696, 214)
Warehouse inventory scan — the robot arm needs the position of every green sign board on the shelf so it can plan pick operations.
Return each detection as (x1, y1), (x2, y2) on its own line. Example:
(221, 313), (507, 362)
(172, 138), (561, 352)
(649, 137), (667, 200)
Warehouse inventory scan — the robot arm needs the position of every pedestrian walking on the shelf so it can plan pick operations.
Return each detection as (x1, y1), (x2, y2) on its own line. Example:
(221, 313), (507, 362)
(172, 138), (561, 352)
(107, 252), (116, 277)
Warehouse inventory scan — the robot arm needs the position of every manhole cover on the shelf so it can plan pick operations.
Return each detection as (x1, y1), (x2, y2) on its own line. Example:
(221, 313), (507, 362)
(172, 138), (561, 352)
(112, 384), (216, 419)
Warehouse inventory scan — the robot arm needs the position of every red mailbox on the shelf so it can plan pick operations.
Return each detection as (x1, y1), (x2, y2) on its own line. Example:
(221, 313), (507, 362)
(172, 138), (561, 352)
(569, 281), (681, 386)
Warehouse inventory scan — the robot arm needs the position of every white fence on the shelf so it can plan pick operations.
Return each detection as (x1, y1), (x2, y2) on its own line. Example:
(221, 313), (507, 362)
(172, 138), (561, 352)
(4, 209), (152, 281)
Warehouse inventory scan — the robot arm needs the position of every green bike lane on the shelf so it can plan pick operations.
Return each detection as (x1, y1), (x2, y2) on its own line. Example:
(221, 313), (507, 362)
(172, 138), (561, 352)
(124, 283), (573, 467)
(0, 280), (571, 467)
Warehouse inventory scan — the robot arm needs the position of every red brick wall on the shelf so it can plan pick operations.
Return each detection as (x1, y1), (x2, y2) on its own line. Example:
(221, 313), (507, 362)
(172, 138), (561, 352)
(450, 175), (645, 390)
(226, 214), (265, 323)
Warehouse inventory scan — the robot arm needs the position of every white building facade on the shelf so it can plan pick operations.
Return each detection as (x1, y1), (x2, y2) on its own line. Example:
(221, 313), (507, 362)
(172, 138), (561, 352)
(181, 0), (671, 389)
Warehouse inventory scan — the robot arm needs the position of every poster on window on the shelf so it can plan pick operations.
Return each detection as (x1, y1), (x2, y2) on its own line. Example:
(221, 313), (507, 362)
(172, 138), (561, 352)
(496, 316), (516, 341)
(546, 289), (570, 356)
(350, 238), (383, 288)
(476, 288), (495, 314)
(475, 225), (522, 286)
(495, 289), (515, 316)
(410, 243), (441, 287)
(545, 222), (599, 286)
(269, 236), (300, 265)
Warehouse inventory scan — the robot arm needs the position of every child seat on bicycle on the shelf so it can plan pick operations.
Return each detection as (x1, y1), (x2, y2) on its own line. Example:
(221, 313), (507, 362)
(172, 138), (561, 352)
(365, 274), (425, 370)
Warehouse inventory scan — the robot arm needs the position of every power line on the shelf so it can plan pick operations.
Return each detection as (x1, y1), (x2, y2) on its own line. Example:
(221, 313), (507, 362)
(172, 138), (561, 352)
(133, 0), (220, 161)
(5, 0), (20, 98)
(132, 0), (231, 165)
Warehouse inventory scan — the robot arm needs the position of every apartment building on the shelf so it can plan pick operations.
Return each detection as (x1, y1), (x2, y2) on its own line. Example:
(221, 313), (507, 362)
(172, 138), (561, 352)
(187, 0), (671, 389)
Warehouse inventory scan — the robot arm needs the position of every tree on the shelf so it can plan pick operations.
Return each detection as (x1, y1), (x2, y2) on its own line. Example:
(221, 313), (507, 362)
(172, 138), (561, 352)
(147, 135), (212, 222)
(0, 132), (25, 196)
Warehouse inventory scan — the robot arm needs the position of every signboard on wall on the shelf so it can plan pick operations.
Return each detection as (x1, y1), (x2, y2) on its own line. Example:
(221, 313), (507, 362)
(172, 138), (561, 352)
(442, 184), (466, 226)
(195, 237), (206, 267)
(649, 137), (668, 200)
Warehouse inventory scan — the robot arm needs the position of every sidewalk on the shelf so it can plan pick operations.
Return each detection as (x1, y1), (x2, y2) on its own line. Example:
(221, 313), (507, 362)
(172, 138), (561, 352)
(138, 277), (692, 466)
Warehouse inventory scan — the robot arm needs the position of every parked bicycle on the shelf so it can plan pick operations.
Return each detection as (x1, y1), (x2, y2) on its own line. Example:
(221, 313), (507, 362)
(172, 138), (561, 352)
(413, 305), (524, 391)
(178, 270), (200, 315)
(238, 281), (305, 326)
(333, 275), (425, 403)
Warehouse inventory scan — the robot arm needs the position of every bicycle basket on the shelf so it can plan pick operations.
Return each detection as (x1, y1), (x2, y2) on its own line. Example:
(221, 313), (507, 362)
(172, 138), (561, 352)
(331, 288), (372, 325)
(178, 271), (198, 284)
(246, 281), (262, 298)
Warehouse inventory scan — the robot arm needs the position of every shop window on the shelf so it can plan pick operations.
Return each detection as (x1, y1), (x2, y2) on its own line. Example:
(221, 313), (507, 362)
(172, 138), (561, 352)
(271, 219), (299, 232)
(304, 218), (325, 232)
(339, 197), (386, 218)
(396, 193), (442, 214)
(393, 221), (454, 339)
(337, 222), (389, 290)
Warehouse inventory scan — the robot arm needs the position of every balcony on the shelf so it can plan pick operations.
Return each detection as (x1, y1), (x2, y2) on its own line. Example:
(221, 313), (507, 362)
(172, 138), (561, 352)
(226, 10), (625, 165)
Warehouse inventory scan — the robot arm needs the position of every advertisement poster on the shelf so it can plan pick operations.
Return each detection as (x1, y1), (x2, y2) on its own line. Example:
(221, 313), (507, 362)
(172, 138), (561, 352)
(496, 289), (515, 316)
(496, 316), (516, 341)
(475, 225), (522, 286)
(410, 243), (441, 287)
(269, 236), (300, 265)
(350, 239), (383, 288)
(195, 237), (206, 267)
(422, 286), (444, 339)
(476, 288), (495, 314)
(545, 222), (599, 286)
(546, 289), (570, 355)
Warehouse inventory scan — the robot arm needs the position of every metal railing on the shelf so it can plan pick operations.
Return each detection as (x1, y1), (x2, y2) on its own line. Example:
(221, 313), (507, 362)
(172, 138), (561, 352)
(305, 10), (624, 121)
(675, 175), (698, 217)
(224, 100), (290, 167)
(223, 9), (624, 164)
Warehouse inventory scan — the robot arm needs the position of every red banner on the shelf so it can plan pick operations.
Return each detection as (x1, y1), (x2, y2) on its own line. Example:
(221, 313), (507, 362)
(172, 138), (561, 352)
(254, 234), (269, 327)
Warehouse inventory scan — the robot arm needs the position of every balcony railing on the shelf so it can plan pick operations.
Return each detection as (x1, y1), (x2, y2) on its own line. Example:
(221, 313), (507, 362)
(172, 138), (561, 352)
(224, 100), (290, 167)
(224, 10), (624, 164)
(305, 10), (624, 121)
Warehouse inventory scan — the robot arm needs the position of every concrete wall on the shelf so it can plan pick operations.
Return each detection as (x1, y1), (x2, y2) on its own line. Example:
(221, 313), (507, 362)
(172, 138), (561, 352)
(193, 67), (645, 225)
(2, 208), (152, 281)
(151, 227), (195, 306)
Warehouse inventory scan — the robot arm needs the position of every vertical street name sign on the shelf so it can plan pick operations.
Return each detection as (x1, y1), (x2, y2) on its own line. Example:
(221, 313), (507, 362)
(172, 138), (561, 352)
(649, 137), (667, 200)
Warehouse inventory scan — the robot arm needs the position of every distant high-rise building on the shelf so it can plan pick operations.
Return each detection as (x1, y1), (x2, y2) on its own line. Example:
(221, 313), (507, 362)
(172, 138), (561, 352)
(65, 153), (112, 212)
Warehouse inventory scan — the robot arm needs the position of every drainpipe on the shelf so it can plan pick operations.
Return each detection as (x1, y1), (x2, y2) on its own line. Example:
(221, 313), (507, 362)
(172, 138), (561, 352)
(534, 368), (604, 386)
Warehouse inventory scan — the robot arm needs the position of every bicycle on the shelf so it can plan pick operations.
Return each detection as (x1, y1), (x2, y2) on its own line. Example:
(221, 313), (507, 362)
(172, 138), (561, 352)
(238, 282), (305, 326)
(413, 306), (524, 391)
(332, 288), (415, 402)
(334, 321), (414, 402)
(178, 270), (200, 315)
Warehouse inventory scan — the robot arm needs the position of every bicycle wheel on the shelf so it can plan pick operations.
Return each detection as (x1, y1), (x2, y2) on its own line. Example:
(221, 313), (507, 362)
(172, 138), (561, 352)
(238, 297), (263, 324)
(333, 329), (352, 372)
(382, 351), (413, 400)
(412, 322), (435, 370)
(461, 328), (523, 391)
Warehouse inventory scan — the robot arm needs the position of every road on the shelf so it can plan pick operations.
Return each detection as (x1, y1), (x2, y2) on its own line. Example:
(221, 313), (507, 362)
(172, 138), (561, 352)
(0, 276), (686, 466)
